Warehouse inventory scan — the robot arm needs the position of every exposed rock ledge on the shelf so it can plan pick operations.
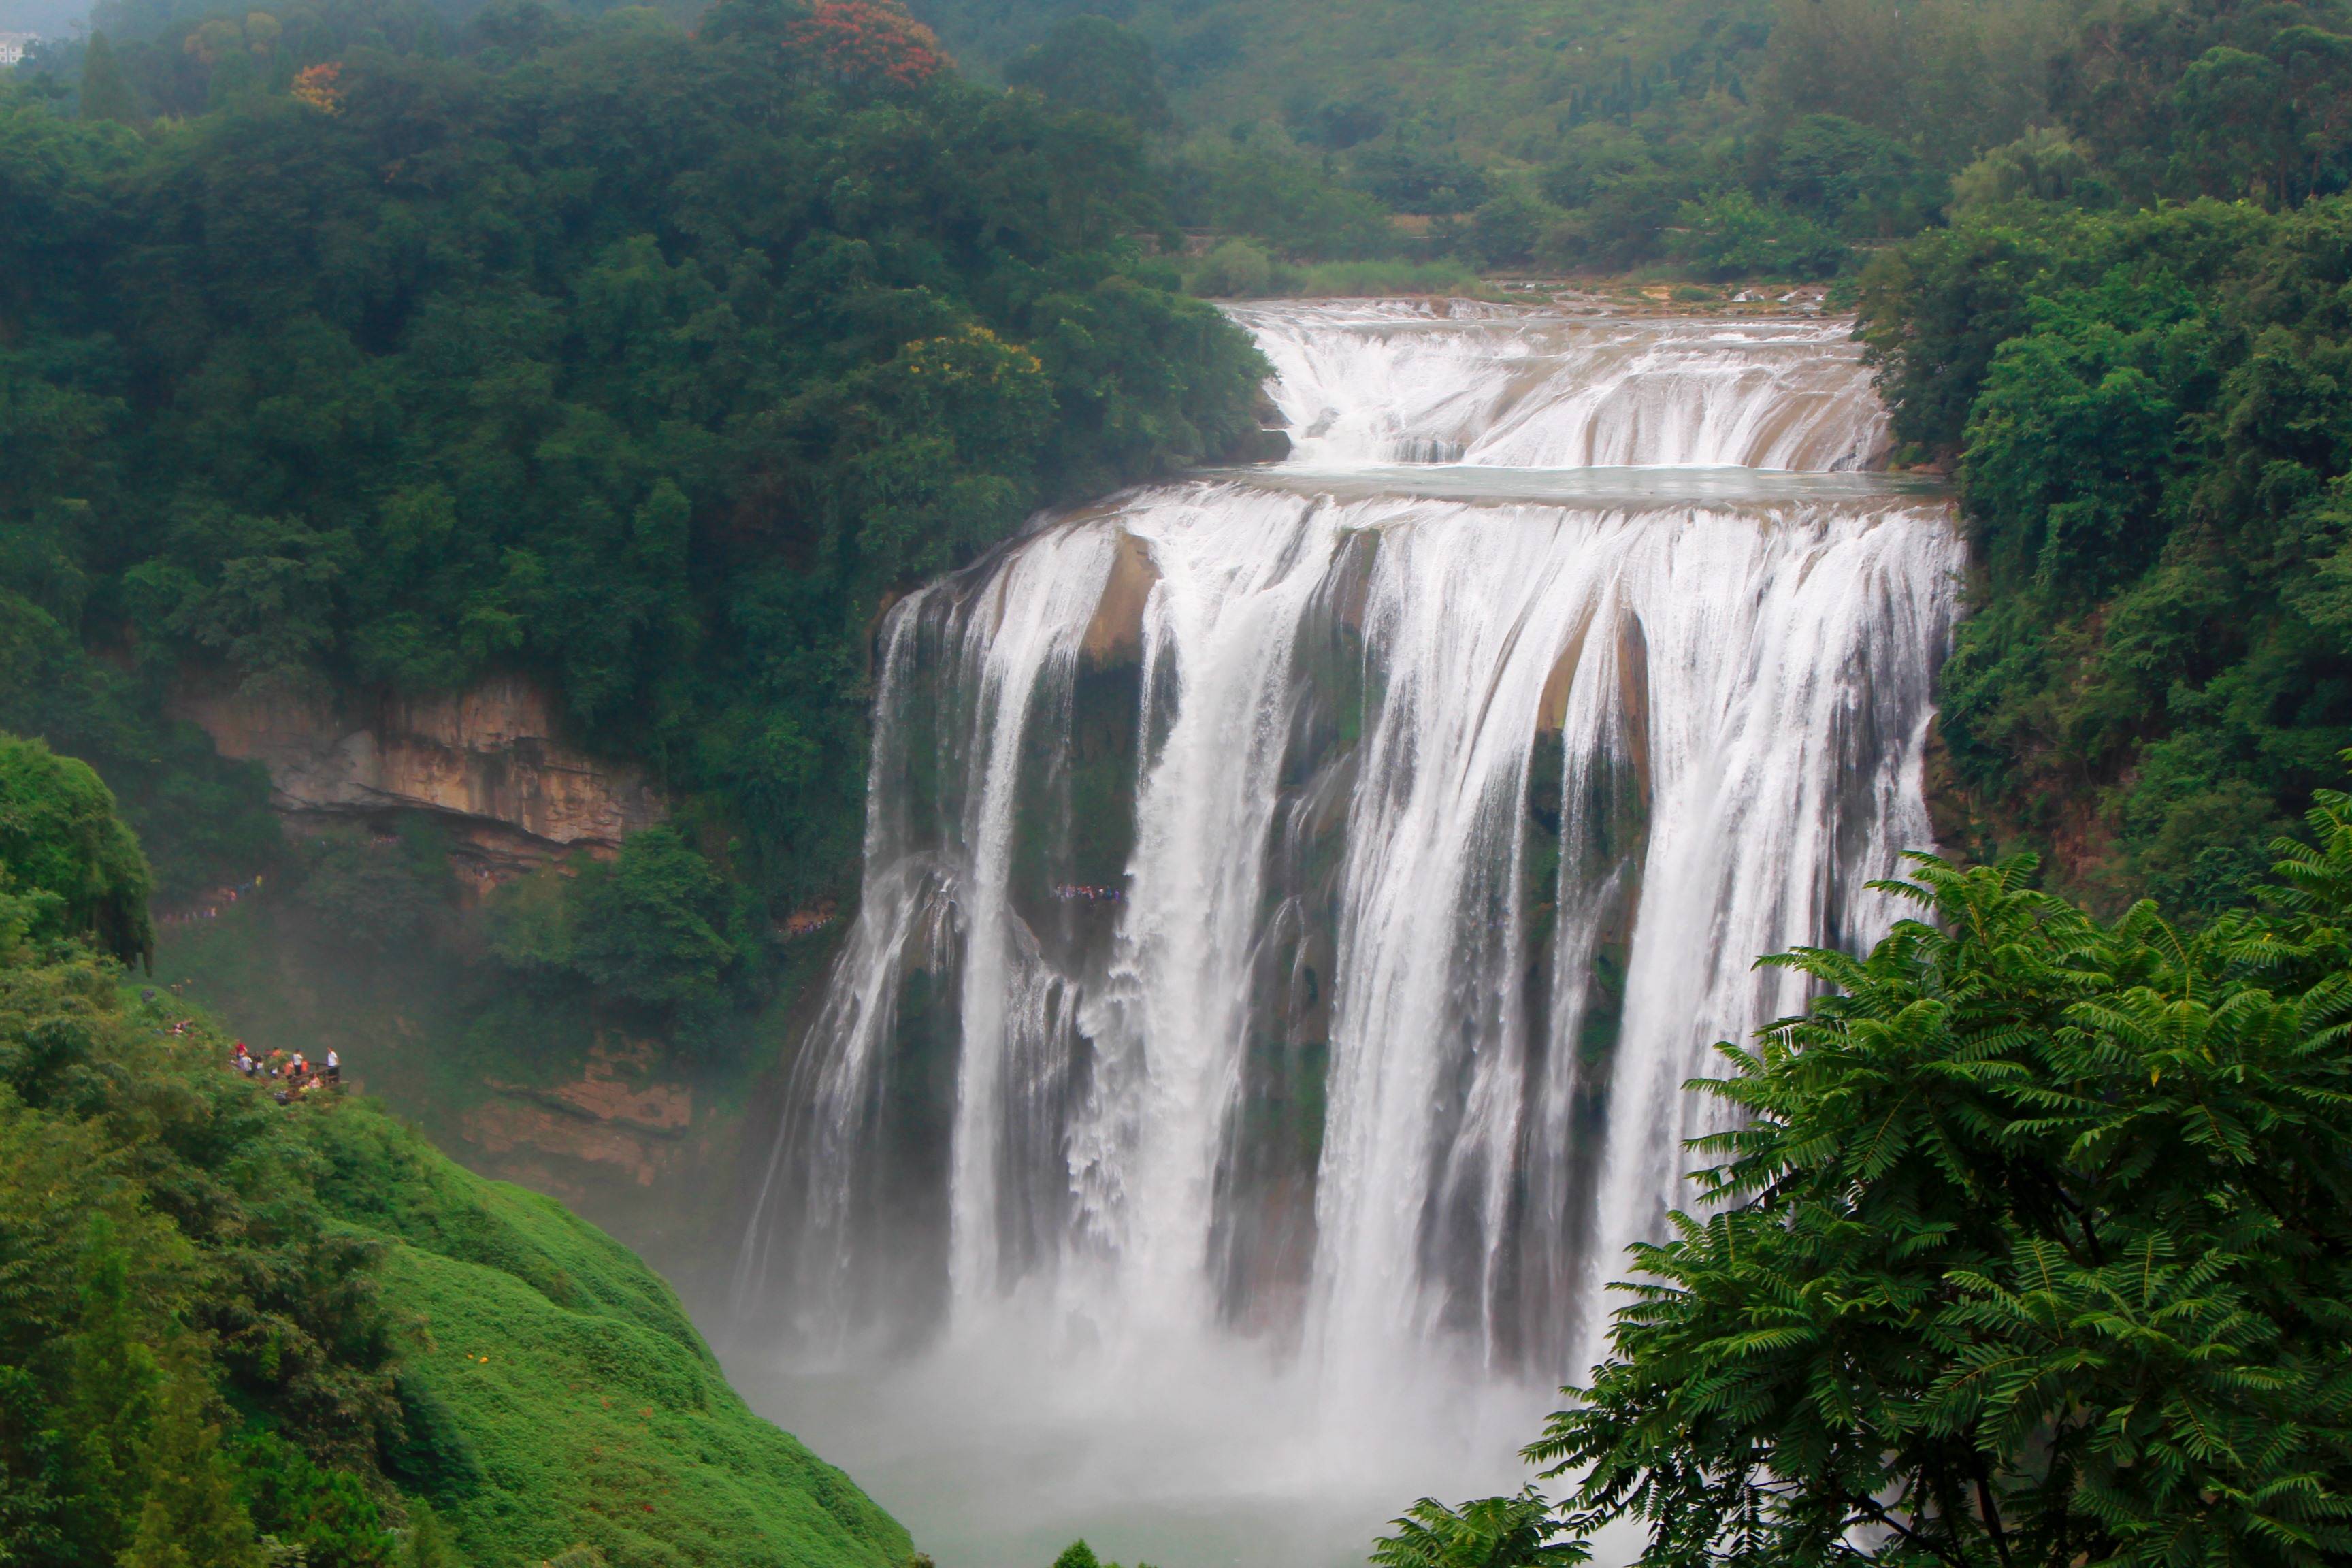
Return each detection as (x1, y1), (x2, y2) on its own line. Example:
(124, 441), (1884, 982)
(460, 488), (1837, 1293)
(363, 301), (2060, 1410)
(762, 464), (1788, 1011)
(460, 1036), (698, 1195)
(174, 673), (664, 876)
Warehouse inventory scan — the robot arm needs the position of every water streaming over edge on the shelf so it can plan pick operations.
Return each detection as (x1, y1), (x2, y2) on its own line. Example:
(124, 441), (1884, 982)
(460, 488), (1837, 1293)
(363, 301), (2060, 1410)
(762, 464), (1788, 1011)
(725, 299), (1962, 1568)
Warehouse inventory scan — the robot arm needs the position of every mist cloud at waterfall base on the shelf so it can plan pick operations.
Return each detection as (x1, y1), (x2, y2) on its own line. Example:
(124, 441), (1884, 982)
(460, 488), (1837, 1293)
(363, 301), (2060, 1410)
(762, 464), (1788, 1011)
(728, 1315), (1560, 1568)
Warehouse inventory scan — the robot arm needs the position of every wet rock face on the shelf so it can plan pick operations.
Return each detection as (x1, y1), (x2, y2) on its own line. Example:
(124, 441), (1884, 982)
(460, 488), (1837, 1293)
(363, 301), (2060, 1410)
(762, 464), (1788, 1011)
(1080, 532), (1160, 669)
(174, 673), (664, 877)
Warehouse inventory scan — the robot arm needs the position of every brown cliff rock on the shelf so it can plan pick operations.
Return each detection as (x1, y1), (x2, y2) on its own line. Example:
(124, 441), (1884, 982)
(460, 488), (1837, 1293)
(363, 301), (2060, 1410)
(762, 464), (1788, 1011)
(462, 1035), (696, 1190)
(174, 673), (664, 878)
(1081, 531), (1160, 669)
(460, 1099), (676, 1190)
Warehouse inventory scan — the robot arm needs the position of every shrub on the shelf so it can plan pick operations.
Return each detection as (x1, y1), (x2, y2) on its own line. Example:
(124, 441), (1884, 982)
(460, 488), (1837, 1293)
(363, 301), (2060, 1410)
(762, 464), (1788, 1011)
(1948, 126), (2102, 211)
(1534, 168), (1699, 274)
(790, 0), (951, 89)
(568, 828), (741, 1014)
(1289, 257), (1484, 296)
(1767, 113), (1936, 235)
(1190, 238), (1274, 297)
(1390, 796), (2352, 1567)
(1464, 188), (1559, 270)
(1666, 190), (1849, 280)
(0, 733), (152, 964)
(1165, 140), (1400, 258)
(1352, 144), (1490, 214)
(1003, 17), (1170, 131)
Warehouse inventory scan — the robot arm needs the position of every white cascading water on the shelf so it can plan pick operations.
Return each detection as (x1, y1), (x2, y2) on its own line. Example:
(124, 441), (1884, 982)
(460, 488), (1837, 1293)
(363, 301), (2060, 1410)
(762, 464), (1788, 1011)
(730, 300), (1961, 1568)
(1243, 301), (1890, 470)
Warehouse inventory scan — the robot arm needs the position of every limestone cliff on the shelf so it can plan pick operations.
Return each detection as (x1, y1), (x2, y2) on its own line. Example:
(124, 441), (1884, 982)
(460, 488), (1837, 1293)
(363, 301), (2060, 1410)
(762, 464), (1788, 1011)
(174, 674), (664, 877)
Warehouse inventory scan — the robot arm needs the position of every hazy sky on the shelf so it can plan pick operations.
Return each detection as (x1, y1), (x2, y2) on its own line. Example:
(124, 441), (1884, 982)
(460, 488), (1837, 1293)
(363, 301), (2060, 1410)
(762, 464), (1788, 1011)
(0, 0), (88, 37)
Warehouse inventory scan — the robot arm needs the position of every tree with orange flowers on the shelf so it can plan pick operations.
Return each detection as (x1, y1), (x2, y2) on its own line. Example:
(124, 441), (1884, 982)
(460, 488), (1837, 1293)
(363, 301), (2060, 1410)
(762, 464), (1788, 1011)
(289, 61), (343, 112)
(790, 0), (949, 88)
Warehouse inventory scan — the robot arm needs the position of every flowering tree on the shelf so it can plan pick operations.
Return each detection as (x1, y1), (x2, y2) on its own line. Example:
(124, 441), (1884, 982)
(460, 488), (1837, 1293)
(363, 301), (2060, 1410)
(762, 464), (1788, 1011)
(289, 61), (344, 112)
(791, 0), (949, 88)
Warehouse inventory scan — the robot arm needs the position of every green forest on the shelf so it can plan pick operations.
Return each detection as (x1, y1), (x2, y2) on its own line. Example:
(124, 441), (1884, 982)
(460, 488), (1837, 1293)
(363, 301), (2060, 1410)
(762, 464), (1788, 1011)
(0, 732), (918, 1565)
(1, 0), (1267, 1049)
(1, 0), (1268, 898)
(1867, 193), (2352, 913)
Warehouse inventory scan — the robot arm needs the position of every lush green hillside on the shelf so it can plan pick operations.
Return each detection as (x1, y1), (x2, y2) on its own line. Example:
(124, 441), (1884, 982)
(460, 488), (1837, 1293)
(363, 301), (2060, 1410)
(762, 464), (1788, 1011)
(308, 1103), (913, 1567)
(1859, 193), (2352, 913)
(0, 730), (915, 1567)
(0, 0), (1262, 914)
(932, 0), (1786, 169)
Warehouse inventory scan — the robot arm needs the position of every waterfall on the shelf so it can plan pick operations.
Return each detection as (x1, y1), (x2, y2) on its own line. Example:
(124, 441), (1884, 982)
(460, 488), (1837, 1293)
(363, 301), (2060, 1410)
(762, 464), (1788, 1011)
(734, 299), (1959, 1401)
(1243, 300), (1892, 471)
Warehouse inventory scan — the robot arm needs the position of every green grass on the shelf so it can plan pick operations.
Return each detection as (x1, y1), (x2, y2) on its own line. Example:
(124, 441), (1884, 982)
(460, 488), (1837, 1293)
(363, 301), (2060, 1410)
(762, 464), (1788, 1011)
(304, 1100), (915, 1568)
(1280, 258), (1492, 296)
(1183, 246), (1496, 299)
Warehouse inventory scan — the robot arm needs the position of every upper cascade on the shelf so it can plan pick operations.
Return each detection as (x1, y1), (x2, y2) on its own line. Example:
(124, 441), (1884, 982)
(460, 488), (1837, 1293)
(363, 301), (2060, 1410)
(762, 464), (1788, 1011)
(1240, 299), (1891, 472)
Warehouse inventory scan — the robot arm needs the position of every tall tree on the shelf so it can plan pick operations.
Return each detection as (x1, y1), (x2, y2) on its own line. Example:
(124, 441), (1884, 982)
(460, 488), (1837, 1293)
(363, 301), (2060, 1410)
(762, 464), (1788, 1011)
(1002, 17), (1173, 131)
(78, 33), (136, 124)
(120, 1369), (265, 1568)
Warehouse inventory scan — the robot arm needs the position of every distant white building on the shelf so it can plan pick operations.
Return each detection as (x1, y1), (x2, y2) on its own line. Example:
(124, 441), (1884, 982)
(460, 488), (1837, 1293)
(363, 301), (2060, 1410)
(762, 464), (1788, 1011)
(0, 32), (37, 66)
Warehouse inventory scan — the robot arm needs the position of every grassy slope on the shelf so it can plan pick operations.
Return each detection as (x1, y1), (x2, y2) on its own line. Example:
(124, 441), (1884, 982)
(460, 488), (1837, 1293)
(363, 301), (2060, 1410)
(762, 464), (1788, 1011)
(303, 1098), (911, 1568)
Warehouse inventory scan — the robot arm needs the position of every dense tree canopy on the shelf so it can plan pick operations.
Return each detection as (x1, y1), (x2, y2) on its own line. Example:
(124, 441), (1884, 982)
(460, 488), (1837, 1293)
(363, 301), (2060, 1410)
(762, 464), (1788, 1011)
(1859, 195), (2352, 910)
(25, 0), (2352, 289)
(0, 0), (1267, 924)
(1003, 16), (1170, 131)
(900, 0), (2352, 278)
